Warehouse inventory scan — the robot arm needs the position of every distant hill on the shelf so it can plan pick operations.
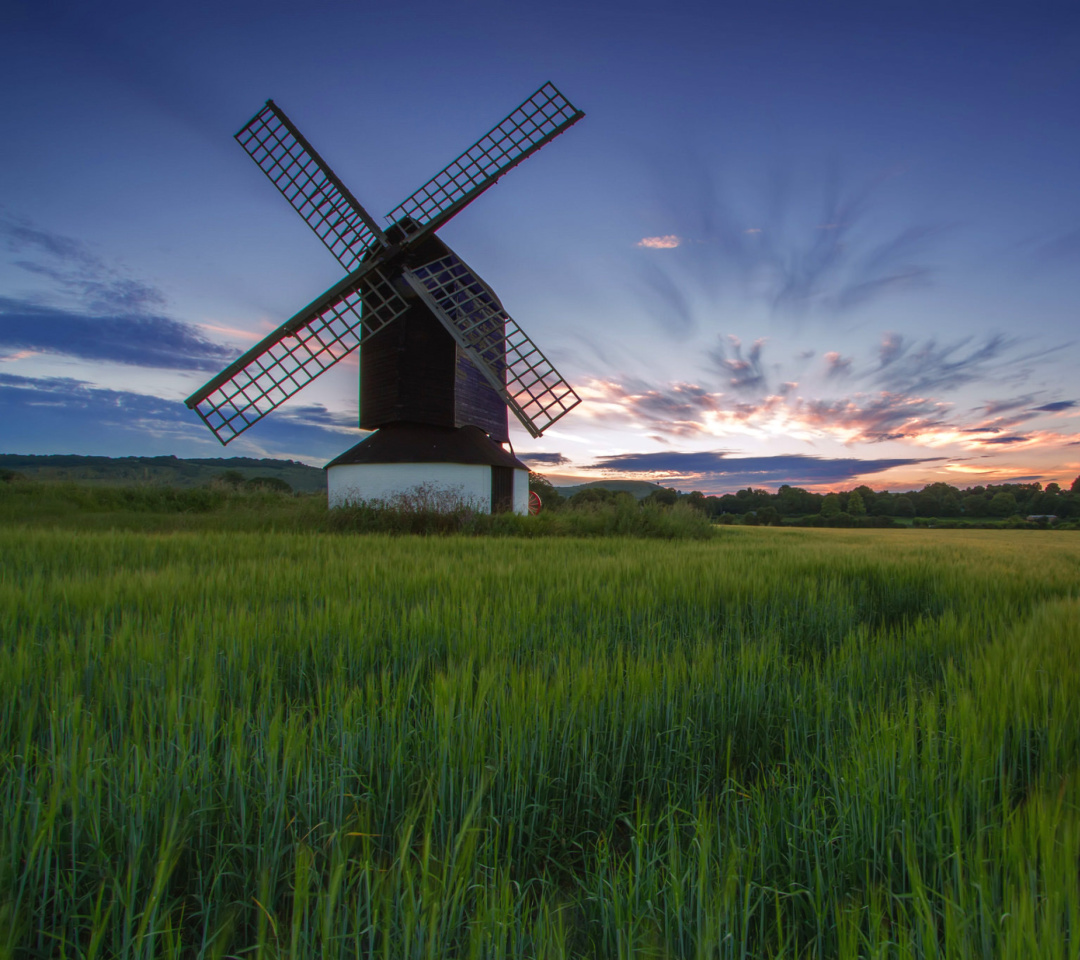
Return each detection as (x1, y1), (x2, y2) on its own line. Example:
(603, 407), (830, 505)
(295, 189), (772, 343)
(554, 479), (668, 501)
(0, 454), (326, 493)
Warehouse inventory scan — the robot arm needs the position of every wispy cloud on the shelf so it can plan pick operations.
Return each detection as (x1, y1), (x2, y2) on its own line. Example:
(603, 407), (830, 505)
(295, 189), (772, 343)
(632, 162), (946, 329)
(634, 258), (695, 334)
(0, 299), (237, 371)
(708, 335), (767, 392)
(0, 216), (240, 371)
(579, 364), (1080, 452)
(824, 351), (853, 379)
(1033, 400), (1076, 413)
(869, 333), (1018, 395)
(3, 216), (165, 315)
(0, 373), (354, 458)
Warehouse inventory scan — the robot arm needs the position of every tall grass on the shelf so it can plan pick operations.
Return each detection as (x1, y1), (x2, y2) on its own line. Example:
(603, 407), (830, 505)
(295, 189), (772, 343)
(0, 481), (714, 539)
(1, 522), (1079, 956)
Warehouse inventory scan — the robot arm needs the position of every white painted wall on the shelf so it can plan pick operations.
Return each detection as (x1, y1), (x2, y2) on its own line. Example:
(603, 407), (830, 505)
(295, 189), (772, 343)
(513, 468), (529, 515)
(327, 462), (530, 515)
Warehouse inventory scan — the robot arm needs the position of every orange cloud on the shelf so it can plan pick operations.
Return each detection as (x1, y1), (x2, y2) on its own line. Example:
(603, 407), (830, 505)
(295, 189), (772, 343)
(577, 376), (1080, 455)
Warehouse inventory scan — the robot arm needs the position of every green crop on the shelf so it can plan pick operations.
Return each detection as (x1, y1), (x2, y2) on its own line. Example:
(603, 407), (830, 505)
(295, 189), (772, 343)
(1, 519), (1079, 957)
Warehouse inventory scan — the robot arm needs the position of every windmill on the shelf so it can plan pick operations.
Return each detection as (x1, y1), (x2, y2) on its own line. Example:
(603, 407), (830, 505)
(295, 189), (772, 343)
(185, 83), (584, 514)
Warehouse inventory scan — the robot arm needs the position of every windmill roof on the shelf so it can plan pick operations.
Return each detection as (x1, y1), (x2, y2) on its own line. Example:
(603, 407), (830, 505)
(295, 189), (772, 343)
(325, 423), (528, 470)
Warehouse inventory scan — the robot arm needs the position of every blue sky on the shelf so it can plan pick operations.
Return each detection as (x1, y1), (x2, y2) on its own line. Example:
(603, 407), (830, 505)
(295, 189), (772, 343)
(2, 0), (1078, 492)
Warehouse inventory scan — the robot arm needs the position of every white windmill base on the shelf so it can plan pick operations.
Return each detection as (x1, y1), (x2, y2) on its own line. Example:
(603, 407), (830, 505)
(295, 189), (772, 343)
(324, 423), (530, 514)
(327, 462), (528, 513)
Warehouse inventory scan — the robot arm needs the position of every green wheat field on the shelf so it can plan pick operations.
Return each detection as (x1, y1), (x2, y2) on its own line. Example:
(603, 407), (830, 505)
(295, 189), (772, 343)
(2, 491), (1079, 957)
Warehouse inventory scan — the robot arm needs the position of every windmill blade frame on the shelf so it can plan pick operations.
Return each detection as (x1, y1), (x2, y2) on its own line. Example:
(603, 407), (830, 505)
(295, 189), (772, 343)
(384, 82), (584, 241)
(236, 101), (389, 272)
(185, 264), (409, 444)
(403, 253), (581, 438)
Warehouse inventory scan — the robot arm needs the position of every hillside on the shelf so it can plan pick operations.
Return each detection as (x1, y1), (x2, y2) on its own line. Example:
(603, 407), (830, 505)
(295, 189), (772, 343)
(554, 478), (668, 500)
(0, 454), (326, 493)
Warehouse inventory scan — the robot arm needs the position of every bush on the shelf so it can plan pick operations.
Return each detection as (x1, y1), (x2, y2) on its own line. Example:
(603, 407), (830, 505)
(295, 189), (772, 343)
(328, 494), (715, 539)
(245, 476), (292, 494)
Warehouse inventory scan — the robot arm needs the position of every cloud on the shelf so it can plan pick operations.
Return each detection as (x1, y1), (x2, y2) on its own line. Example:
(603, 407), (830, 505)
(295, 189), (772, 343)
(580, 377), (723, 437)
(579, 369), (1080, 453)
(636, 235), (682, 249)
(0, 216), (240, 372)
(980, 395), (1037, 416)
(0, 373), (356, 460)
(633, 258), (696, 335)
(636, 161), (945, 322)
(824, 351), (853, 379)
(708, 335), (767, 392)
(870, 334), (1016, 395)
(2, 216), (166, 315)
(0, 299), (237, 371)
(1034, 400), (1076, 412)
(519, 452), (570, 466)
(794, 392), (952, 443)
(582, 450), (939, 492)
(878, 332), (904, 367)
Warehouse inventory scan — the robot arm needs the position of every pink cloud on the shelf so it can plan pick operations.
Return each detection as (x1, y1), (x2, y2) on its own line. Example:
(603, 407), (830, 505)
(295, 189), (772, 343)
(636, 235), (682, 249)
(577, 375), (1080, 454)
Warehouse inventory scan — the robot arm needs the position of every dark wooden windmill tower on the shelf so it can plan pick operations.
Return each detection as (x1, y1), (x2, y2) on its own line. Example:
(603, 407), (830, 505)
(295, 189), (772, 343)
(185, 83), (584, 513)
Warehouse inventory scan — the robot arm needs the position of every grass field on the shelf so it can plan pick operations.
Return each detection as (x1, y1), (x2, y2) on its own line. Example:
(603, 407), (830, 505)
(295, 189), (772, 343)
(2, 496), (1079, 957)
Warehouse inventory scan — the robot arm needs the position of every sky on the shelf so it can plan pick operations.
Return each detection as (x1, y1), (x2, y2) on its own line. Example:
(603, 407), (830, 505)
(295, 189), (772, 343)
(2, 0), (1078, 494)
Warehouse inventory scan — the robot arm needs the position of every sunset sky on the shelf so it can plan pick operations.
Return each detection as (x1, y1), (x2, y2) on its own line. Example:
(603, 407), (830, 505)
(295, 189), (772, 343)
(2, 1), (1078, 493)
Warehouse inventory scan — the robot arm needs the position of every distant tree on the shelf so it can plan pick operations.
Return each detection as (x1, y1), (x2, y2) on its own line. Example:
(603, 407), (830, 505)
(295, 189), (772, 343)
(757, 505), (781, 526)
(569, 487), (612, 508)
(847, 490), (867, 516)
(245, 476), (292, 493)
(852, 484), (876, 503)
(894, 496), (915, 518)
(989, 491), (1018, 517)
(1045, 482), (1061, 495)
(1071, 476), (1080, 495)
(962, 494), (989, 518)
(940, 493), (961, 517)
(214, 470), (245, 488)
(821, 493), (842, 519)
(777, 484), (818, 516)
(684, 490), (707, 511)
(569, 487), (633, 509)
(870, 493), (895, 516)
(916, 492), (941, 517)
(528, 472), (564, 509)
(0, 468), (21, 484)
(644, 487), (679, 507)
(1029, 490), (1061, 515)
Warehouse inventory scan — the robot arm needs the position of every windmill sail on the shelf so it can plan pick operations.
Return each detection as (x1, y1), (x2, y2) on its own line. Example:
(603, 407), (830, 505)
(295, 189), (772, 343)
(403, 253), (580, 438)
(185, 265), (409, 444)
(384, 83), (584, 240)
(236, 101), (388, 272)
(189, 84), (584, 448)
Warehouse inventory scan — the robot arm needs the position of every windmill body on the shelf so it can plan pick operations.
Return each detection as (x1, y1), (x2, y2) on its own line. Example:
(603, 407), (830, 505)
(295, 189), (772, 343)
(185, 85), (584, 513)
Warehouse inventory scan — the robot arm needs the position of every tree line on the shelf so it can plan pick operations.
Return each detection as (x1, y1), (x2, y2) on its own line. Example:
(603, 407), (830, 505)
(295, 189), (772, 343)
(531, 474), (1080, 527)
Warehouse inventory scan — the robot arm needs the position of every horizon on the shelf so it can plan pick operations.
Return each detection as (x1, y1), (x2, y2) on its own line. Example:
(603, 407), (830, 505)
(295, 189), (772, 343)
(2, 451), (1072, 500)
(2, 1), (1078, 492)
